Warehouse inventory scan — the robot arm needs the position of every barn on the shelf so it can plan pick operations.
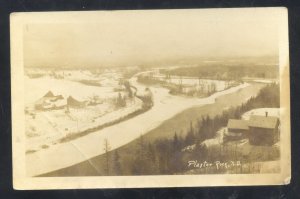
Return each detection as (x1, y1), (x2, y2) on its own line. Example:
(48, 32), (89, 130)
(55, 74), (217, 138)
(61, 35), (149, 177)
(34, 91), (66, 110)
(248, 115), (280, 146)
(67, 96), (85, 108)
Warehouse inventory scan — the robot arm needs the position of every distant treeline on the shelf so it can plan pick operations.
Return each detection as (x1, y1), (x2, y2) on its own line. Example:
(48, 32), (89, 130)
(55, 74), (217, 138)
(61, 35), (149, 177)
(104, 83), (280, 175)
(160, 64), (278, 80)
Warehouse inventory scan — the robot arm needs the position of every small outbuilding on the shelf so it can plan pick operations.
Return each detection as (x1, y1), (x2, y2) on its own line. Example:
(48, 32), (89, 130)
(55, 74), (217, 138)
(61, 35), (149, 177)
(225, 119), (249, 141)
(227, 119), (249, 134)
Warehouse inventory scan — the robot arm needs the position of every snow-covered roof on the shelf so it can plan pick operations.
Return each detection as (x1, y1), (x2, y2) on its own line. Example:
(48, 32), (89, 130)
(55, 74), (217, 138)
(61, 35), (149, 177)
(54, 99), (67, 107)
(248, 115), (279, 129)
(44, 91), (54, 97)
(43, 103), (54, 109)
(227, 119), (249, 130)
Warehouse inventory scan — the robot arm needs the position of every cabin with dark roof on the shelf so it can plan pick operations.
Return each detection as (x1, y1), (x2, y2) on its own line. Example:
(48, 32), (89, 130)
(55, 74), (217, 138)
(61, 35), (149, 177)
(248, 115), (280, 146)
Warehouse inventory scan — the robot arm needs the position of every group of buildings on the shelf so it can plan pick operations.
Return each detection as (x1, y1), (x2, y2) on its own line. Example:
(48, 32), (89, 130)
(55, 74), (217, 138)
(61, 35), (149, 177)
(34, 91), (84, 111)
(226, 112), (280, 146)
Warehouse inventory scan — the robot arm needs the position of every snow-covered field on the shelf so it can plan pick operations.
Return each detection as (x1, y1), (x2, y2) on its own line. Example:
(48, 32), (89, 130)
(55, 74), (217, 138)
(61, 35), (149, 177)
(140, 73), (233, 92)
(26, 68), (122, 82)
(242, 108), (280, 120)
(25, 69), (144, 153)
(26, 100), (143, 152)
(156, 75), (228, 91)
(25, 74), (118, 104)
(242, 77), (278, 84)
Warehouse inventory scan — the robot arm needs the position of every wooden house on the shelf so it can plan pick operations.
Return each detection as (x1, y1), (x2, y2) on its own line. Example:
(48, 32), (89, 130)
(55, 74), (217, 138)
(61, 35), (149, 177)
(225, 119), (249, 141)
(248, 115), (280, 146)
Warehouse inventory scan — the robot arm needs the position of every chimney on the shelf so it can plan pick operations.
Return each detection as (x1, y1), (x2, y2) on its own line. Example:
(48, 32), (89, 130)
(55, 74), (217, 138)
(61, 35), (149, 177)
(265, 111), (268, 117)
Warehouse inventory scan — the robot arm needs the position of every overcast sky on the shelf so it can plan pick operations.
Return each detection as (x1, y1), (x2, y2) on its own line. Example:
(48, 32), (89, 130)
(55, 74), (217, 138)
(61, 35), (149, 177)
(23, 9), (281, 68)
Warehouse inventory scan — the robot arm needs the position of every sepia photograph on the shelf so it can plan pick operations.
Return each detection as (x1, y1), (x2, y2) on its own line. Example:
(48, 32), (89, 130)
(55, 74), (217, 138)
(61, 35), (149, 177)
(10, 8), (290, 189)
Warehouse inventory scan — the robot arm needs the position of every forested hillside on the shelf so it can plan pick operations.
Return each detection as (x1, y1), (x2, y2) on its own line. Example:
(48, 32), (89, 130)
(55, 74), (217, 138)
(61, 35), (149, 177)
(160, 64), (278, 80)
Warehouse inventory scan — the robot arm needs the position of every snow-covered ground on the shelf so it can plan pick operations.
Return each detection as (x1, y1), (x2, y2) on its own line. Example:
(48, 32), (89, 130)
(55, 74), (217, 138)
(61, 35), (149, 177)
(25, 76), (117, 104)
(242, 108), (280, 120)
(252, 79), (276, 83)
(242, 77), (278, 84)
(139, 73), (232, 92)
(26, 74), (250, 176)
(156, 75), (228, 91)
(25, 69), (144, 153)
(26, 99), (143, 152)
(26, 68), (122, 81)
(201, 128), (226, 148)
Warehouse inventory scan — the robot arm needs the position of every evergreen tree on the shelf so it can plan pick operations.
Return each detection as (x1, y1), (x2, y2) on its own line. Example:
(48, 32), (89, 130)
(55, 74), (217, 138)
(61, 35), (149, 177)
(147, 142), (159, 174)
(185, 121), (195, 146)
(103, 139), (111, 175)
(113, 150), (122, 175)
(131, 134), (154, 175)
(173, 132), (179, 150)
(116, 92), (126, 107)
(148, 143), (156, 164)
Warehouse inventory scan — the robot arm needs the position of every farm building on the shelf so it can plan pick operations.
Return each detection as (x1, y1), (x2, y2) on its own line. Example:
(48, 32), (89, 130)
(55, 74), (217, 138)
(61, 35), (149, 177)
(67, 96), (85, 108)
(44, 91), (55, 97)
(34, 91), (67, 111)
(248, 115), (280, 146)
(225, 112), (280, 146)
(224, 119), (249, 141)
